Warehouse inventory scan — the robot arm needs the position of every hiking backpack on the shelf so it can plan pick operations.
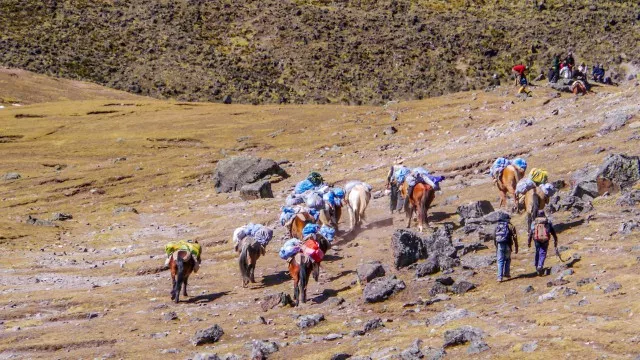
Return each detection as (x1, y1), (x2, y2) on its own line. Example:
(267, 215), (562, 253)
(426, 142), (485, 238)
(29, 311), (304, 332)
(495, 221), (511, 244)
(533, 217), (550, 242)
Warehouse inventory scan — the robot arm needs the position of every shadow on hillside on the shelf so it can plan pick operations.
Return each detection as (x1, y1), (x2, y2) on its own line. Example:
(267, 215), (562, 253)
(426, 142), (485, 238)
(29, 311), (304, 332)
(325, 270), (354, 282)
(311, 285), (352, 304)
(553, 219), (585, 234)
(260, 270), (290, 287)
(323, 253), (344, 262)
(429, 211), (456, 223)
(186, 291), (229, 303)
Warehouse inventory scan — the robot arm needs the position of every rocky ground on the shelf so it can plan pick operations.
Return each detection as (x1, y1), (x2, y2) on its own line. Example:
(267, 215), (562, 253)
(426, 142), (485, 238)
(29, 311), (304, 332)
(1, 1), (639, 104)
(0, 69), (639, 359)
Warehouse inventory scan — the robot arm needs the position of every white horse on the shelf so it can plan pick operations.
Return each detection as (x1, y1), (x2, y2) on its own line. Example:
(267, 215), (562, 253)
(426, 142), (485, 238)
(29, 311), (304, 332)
(347, 183), (371, 231)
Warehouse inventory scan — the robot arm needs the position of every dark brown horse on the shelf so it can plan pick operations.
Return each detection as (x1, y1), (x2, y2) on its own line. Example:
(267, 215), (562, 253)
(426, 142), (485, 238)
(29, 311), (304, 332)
(496, 165), (523, 212)
(401, 182), (435, 232)
(287, 236), (331, 305)
(169, 248), (199, 303)
(238, 237), (265, 287)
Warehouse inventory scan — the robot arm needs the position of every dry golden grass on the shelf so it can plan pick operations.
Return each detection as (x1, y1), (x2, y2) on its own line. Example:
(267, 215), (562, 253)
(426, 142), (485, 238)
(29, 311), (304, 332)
(0, 71), (639, 359)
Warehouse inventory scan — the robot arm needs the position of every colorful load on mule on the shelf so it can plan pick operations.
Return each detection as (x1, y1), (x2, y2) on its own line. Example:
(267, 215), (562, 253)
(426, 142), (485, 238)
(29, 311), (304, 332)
(232, 223), (273, 248)
(164, 240), (202, 273)
(529, 168), (548, 185)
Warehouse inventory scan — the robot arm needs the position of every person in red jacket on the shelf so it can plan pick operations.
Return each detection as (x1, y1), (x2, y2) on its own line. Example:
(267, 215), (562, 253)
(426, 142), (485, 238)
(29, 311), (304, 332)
(512, 64), (528, 86)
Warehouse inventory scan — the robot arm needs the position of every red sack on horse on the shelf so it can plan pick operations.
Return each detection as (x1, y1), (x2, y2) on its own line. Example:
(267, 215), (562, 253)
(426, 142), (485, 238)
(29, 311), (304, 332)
(302, 239), (324, 263)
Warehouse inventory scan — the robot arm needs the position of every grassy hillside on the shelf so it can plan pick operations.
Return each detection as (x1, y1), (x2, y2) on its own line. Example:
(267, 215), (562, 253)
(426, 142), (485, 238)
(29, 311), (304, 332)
(1, 0), (638, 104)
(1, 70), (639, 359)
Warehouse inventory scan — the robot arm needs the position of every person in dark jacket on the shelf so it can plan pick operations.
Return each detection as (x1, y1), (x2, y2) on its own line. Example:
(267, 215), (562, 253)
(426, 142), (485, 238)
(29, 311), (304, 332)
(528, 211), (558, 276)
(495, 220), (518, 282)
(565, 52), (575, 69)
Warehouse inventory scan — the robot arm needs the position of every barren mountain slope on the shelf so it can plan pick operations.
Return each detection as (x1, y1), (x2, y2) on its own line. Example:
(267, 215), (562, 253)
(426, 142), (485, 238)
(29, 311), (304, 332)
(0, 73), (639, 359)
(1, 0), (638, 104)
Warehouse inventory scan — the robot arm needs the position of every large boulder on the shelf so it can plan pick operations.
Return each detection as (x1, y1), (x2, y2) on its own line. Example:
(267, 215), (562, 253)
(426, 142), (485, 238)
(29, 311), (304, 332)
(442, 326), (484, 348)
(357, 261), (386, 284)
(251, 340), (279, 359)
(456, 201), (494, 225)
(391, 230), (426, 269)
(571, 154), (640, 201)
(363, 275), (406, 303)
(239, 180), (273, 200)
(192, 325), (224, 346)
(463, 210), (510, 242)
(296, 314), (324, 328)
(213, 156), (288, 193)
(548, 195), (593, 214)
(392, 227), (458, 270)
(617, 190), (640, 206)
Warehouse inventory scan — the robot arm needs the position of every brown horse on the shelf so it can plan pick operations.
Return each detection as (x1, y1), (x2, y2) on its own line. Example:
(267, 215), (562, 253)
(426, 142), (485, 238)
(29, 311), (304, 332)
(287, 236), (331, 305)
(288, 211), (316, 239)
(496, 165), (523, 212)
(169, 249), (199, 303)
(401, 182), (435, 232)
(524, 187), (549, 234)
(237, 237), (265, 287)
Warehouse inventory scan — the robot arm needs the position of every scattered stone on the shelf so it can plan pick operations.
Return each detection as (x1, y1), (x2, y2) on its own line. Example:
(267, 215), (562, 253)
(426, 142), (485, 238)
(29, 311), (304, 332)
(461, 255), (495, 270)
(213, 156), (288, 193)
(571, 154), (640, 200)
(550, 263), (568, 275)
(546, 279), (569, 287)
(619, 219), (639, 235)
(617, 190), (640, 206)
(429, 282), (448, 297)
(222, 95), (232, 104)
(239, 180), (273, 200)
(577, 278), (596, 287)
(548, 195), (593, 214)
(160, 349), (181, 354)
(538, 287), (565, 302)
(599, 112), (634, 135)
(421, 347), (446, 360)
(563, 288), (578, 296)
(87, 312), (99, 319)
(562, 269), (574, 276)
(427, 308), (472, 326)
(193, 353), (220, 360)
(3, 172), (21, 180)
(26, 215), (57, 227)
(523, 285), (535, 293)
(400, 339), (423, 359)
(261, 292), (293, 311)
(443, 195), (459, 206)
(456, 201), (494, 225)
(113, 206), (138, 215)
(356, 261), (386, 284)
(450, 281), (476, 295)
(522, 341), (538, 353)
(363, 276), (406, 303)
(519, 118), (533, 127)
(296, 314), (324, 328)
(551, 109), (559, 115)
(415, 257), (440, 277)
(151, 332), (169, 339)
(331, 353), (351, 360)
(604, 282), (622, 294)
(383, 126), (397, 135)
(163, 311), (178, 321)
(191, 324), (224, 346)
(442, 326), (484, 348)
(467, 340), (490, 354)
(362, 318), (384, 334)
(435, 276), (454, 286)
(324, 333), (343, 341)
(251, 340), (279, 359)
(51, 212), (73, 221)
(578, 298), (590, 306)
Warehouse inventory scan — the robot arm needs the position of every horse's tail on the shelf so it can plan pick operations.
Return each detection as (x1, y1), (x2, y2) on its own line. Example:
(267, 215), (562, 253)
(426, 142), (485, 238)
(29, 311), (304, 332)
(359, 189), (369, 222)
(174, 255), (184, 303)
(239, 242), (249, 284)
(420, 186), (430, 223)
(298, 257), (308, 303)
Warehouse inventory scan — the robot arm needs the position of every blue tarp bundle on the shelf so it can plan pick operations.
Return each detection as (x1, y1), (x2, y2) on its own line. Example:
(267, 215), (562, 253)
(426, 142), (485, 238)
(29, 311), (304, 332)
(254, 227), (273, 247)
(279, 239), (301, 260)
(394, 166), (411, 184)
(319, 225), (336, 242)
(279, 207), (297, 226)
(302, 223), (319, 238)
(295, 179), (315, 194)
(512, 158), (528, 171)
(490, 157), (511, 178)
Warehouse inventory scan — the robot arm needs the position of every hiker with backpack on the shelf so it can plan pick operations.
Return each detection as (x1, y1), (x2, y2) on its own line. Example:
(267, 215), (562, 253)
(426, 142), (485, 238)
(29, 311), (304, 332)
(528, 210), (558, 276)
(512, 64), (528, 86)
(494, 218), (518, 282)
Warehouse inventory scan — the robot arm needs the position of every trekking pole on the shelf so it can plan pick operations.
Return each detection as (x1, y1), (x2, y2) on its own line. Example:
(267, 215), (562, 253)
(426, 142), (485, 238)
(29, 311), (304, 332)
(555, 247), (569, 262)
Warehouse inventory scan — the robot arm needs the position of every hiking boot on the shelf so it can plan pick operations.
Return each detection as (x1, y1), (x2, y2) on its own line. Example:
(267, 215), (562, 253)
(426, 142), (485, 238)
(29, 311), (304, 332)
(504, 274), (511, 278)
(497, 277), (503, 283)
(536, 267), (544, 276)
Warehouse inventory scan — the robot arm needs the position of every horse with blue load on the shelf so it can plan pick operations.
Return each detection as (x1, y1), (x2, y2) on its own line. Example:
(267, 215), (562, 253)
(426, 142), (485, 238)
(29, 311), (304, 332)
(232, 223), (273, 287)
